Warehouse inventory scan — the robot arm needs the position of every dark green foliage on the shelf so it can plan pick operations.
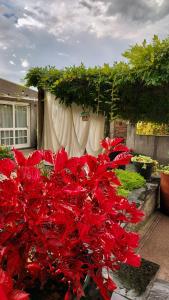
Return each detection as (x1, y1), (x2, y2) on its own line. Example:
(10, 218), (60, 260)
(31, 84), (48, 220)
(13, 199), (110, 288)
(25, 64), (114, 116)
(0, 146), (13, 160)
(25, 36), (169, 123)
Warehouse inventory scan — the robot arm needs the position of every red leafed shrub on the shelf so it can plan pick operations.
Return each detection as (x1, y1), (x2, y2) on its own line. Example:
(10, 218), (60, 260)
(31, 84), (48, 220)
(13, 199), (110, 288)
(0, 268), (29, 300)
(0, 138), (144, 300)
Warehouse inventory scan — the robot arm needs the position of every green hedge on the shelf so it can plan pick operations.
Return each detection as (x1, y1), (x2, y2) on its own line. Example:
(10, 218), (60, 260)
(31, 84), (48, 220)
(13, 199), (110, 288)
(25, 36), (169, 123)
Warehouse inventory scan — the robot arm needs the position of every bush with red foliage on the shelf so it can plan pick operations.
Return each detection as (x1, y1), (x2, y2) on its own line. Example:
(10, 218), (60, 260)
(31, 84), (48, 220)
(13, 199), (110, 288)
(0, 138), (143, 300)
(0, 268), (29, 300)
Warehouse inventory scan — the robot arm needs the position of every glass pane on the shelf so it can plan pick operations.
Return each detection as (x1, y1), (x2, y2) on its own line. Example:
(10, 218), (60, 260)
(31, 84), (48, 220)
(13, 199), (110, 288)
(15, 136), (27, 145)
(0, 131), (14, 146)
(6, 138), (10, 145)
(15, 106), (27, 128)
(5, 131), (9, 138)
(0, 104), (13, 128)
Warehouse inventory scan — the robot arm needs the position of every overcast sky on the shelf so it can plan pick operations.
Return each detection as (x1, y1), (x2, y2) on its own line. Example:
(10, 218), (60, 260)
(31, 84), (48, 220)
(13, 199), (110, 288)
(0, 0), (169, 84)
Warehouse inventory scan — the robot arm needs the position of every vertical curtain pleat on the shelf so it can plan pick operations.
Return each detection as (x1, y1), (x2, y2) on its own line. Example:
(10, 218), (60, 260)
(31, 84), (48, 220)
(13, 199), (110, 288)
(42, 92), (105, 157)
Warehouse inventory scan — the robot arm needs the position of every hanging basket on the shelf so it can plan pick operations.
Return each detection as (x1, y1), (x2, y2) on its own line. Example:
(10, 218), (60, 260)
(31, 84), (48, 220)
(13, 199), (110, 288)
(80, 111), (90, 121)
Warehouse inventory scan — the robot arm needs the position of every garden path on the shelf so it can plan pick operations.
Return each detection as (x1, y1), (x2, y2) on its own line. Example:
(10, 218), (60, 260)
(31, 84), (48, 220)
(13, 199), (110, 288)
(138, 211), (169, 299)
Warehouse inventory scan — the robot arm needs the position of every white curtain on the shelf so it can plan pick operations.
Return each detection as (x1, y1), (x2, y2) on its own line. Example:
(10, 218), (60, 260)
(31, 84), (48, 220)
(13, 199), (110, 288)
(43, 92), (105, 157)
(15, 106), (27, 128)
(0, 104), (13, 128)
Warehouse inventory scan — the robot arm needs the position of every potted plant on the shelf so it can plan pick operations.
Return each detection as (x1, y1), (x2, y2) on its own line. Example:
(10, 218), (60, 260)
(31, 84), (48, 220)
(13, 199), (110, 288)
(159, 165), (169, 215)
(80, 110), (90, 121)
(131, 155), (157, 181)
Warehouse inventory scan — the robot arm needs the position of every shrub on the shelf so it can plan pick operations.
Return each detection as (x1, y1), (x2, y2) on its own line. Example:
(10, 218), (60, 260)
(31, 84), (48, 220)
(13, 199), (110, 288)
(116, 169), (146, 197)
(0, 145), (13, 160)
(0, 138), (143, 300)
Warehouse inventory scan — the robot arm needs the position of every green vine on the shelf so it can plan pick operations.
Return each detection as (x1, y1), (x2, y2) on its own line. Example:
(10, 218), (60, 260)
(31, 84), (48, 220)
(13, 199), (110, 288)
(25, 36), (169, 123)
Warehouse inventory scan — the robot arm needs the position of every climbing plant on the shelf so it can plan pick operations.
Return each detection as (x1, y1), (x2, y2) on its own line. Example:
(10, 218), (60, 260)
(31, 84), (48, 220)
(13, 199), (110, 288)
(25, 64), (114, 116)
(25, 35), (169, 123)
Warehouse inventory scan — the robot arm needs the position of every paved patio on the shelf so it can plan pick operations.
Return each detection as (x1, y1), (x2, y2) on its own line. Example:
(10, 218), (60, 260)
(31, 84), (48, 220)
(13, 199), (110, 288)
(138, 211), (169, 299)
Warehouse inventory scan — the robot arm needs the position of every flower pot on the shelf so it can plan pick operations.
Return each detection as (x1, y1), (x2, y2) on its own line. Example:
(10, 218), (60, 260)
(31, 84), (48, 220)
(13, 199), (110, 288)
(133, 162), (153, 181)
(160, 172), (169, 215)
(80, 111), (90, 121)
(109, 151), (125, 170)
(82, 115), (89, 121)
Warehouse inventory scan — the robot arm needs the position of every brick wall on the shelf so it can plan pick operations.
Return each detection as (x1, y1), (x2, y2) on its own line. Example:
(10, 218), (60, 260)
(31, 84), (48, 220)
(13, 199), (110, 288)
(110, 119), (127, 140)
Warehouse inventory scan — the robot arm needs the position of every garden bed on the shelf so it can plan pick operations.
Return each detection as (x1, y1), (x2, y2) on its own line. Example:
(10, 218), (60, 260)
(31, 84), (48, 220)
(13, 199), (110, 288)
(109, 258), (159, 299)
(127, 182), (159, 232)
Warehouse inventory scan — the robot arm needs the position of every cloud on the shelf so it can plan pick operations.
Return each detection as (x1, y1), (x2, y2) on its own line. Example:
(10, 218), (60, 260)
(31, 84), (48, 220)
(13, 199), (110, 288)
(16, 14), (45, 29)
(0, 0), (169, 83)
(9, 60), (15, 65)
(21, 59), (29, 68)
(11, 0), (169, 40)
(104, 0), (169, 22)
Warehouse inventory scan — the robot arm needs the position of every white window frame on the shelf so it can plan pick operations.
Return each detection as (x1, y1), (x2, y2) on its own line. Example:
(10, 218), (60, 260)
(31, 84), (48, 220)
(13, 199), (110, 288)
(0, 100), (30, 149)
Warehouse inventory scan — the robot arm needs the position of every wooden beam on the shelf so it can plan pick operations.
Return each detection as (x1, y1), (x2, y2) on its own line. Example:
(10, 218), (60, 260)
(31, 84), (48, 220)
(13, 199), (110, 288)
(37, 89), (44, 149)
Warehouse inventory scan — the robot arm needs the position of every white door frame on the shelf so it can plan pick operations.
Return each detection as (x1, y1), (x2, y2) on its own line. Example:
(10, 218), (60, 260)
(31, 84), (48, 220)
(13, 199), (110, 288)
(0, 100), (31, 148)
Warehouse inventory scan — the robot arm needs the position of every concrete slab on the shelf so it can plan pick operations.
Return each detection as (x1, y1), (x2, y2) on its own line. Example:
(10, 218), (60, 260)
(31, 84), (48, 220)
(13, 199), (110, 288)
(145, 279), (169, 299)
(139, 212), (169, 282)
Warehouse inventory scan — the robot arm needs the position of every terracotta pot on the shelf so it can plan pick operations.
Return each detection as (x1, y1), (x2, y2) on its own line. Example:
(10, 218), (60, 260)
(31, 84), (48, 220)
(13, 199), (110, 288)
(160, 172), (169, 215)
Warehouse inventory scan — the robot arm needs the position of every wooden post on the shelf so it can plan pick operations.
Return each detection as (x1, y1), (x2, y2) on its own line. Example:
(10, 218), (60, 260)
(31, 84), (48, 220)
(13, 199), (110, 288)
(37, 89), (44, 149)
(104, 113), (110, 137)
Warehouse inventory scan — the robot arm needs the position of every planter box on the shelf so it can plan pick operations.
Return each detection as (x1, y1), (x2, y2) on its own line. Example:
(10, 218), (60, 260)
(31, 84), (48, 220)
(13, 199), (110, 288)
(127, 182), (159, 232)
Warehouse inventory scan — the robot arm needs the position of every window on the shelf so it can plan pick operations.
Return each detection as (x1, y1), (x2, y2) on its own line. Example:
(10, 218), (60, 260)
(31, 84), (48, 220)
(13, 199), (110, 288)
(0, 102), (30, 148)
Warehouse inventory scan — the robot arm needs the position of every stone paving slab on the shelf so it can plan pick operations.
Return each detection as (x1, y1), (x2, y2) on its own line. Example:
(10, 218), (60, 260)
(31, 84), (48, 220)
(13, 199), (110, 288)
(139, 212), (169, 282)
(145, 279), (169, 299)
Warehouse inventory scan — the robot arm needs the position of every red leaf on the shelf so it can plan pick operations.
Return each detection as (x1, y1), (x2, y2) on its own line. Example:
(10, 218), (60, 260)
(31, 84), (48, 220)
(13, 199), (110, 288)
(27, 151), (43, 166)
(43, 150), (53, 164)
(18, 166), (40, 182)
(113, 153), (132, 165)
(64, 286), (71, 300)
(92, 273), (110, 300)
(0, 269), (13, 294)
(9, 290), (29, 300)
(100, 137), (124, 151)
(126, 232), (140, 248)
(27, 263), (41, 278)
(12, 149), (26, 166)
(125, 252), (141, 267)
(112, 144), (129, 152)
(7, 249), (22, 276)
(110, 138), (124, 147)
(106, 278), (117, 292)
(100, 137), (110, 150)
(54, 148), (68, 172)
(0, 159), (15, 177)
(0, 285), (8, 300)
